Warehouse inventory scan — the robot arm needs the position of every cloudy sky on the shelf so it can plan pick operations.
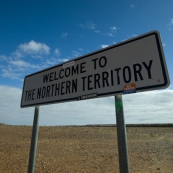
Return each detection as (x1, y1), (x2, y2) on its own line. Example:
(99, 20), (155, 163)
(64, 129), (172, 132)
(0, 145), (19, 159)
(0, 1), (172, 125)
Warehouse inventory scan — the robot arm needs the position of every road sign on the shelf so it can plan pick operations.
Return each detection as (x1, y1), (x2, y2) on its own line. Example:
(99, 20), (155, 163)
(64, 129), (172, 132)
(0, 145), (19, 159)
(21, 31), (170, 108)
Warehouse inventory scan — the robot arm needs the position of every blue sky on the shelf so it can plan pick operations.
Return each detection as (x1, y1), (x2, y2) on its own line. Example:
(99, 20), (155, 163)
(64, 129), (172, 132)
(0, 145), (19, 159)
(0, 1), (172, 125)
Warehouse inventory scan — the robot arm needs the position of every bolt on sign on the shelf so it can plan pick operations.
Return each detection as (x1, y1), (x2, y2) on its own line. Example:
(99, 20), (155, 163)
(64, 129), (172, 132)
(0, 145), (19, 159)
(21, 31), (170, 108)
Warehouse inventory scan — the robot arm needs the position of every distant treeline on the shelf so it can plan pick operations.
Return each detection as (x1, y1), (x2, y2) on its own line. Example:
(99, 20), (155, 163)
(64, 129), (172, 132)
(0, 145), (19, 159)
(1, 123), (173, 127)
(85, 124), (173, 127)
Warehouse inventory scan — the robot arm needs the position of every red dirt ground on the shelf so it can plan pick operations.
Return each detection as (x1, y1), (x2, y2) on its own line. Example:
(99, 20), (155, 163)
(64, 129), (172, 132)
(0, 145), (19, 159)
(0, 124), (172, 173)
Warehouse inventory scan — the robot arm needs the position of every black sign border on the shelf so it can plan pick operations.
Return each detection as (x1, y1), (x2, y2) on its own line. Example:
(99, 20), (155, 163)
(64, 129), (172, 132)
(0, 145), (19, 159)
(21, 31), (169, 108)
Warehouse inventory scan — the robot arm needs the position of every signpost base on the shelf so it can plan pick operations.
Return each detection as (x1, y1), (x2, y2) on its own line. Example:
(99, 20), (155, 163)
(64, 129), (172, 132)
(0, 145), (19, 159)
(115, 95), (130, 173)
(28, 106), (40, 173)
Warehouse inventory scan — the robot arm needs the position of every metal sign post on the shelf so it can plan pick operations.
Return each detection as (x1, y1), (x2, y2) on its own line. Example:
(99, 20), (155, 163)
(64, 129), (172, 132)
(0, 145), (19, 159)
(20, 31), (170, 173)
(115, 95), (130, 173)
(28, 106), (40, 173)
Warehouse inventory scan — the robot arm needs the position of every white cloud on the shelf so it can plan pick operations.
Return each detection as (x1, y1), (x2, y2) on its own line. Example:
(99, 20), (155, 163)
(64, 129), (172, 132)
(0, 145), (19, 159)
(78, 22), (117, 37)
(46, 56), (62, 66)
(101, 45), (109, 48)
(1, 58), (40, 81)
(86, 21), (96, 30)
(0, 85), (34, 125)
(167, 18), (173, 27)
(0, 57), (42, 80)
(0, 42), (61, 82)
(130, 4), (135, 9)
(61, 32), (68, 37)
(0, 40), (53, 80)
(1, 67), (23, 80)
(59, 58), (69, 62)
(110, 26), (116, 31)
(9, 60), (30, 67)
(9, 40), (50, 58)
(0, 58), (41, 81)
(72, 50), (81, 58)
(122, 39), (127, 42)
(0, 55), (8, 61)
(168, 84), (173, 90)
(61, 58), (69, 62)
(1, 60), (40, 80)
(78, 21), (96, 31)
(17, 40), (50, 55)
(94, 30), (100, 33)
(163, 43), (166, 47)
(132, 34), (138, 37)
(107, 33), (114, 37)
(12, 50), (23, 58)
(45, 57), (70, 66)
(166, 18), (173, 31)
(77, 23), (85, 29)
(0, 85), (172, 126)
(123, 90), (173, 124)
(54, 48), (60, 56)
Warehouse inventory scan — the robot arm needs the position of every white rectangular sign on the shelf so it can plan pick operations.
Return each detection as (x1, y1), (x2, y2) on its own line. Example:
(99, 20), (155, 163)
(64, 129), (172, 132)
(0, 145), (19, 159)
(21, 31), (170, 108)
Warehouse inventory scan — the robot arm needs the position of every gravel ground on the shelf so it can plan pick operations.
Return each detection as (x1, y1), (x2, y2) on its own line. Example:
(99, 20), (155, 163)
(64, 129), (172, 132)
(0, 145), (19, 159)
(0, 124), (172, 173)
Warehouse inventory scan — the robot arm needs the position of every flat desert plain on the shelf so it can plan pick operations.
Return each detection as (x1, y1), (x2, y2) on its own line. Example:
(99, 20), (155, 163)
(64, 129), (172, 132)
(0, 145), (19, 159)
(0, 124), (173, 173)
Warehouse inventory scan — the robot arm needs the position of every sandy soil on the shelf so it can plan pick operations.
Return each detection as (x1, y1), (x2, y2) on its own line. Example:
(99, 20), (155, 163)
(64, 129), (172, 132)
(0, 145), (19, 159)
(0, 124), (172, 173)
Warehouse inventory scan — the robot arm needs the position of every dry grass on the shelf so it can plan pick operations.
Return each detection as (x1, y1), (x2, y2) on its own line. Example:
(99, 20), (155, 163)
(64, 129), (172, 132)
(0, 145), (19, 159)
(0, 124), (172, 173)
